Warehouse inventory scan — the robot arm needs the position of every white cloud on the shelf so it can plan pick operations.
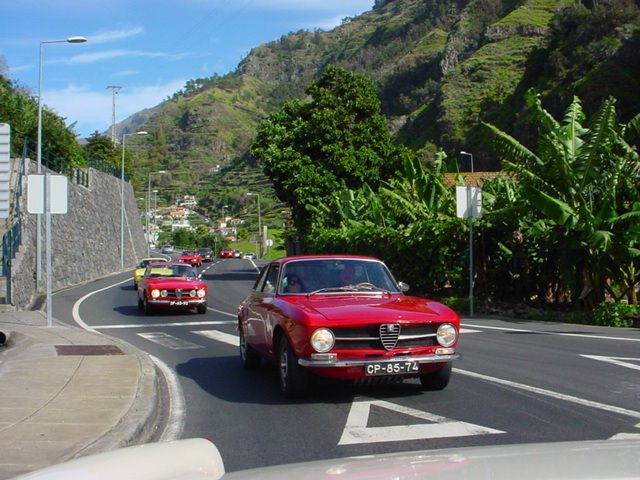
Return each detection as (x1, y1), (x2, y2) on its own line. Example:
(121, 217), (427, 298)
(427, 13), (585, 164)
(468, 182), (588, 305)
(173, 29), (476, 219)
(43, 79), (186, 137)
(88, 26), (145, 44)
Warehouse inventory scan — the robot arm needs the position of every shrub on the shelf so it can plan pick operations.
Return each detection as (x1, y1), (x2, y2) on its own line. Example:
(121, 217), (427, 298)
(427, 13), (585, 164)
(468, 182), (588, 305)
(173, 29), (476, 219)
(592, 301), (640, 327)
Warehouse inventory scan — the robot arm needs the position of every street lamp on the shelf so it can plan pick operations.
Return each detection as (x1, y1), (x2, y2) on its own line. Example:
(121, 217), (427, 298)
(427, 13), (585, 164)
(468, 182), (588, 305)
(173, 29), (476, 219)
(147, 170), (166, 257)
(36, 35), (87, 289)
(121, 131), (148, 270)
(246, 192), (261, 258)
(460, 151), (474, 173)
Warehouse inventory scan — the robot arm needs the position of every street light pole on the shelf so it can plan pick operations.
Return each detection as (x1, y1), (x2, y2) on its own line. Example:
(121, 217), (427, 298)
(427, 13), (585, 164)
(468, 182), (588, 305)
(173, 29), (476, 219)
(460, 151), (474, 173)
(147, 170), (166, 257)
(37, 35), (86, 290)
(246, 192), (261, 258)
(121, 131), (148, 271)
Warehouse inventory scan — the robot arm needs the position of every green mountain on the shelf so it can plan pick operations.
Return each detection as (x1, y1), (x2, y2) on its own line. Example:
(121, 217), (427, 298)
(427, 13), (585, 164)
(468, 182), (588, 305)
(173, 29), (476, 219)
(126, 0), (640, 213)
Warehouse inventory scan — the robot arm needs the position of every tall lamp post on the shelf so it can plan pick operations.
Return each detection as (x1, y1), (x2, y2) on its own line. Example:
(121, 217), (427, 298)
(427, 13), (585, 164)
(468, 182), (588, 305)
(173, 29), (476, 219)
(37, 35), (86, 289)
(147, 170), (166, 257)
(121, 131), (148, 270)
(246, 192), (261, 258)
(460, 150), (474, 173)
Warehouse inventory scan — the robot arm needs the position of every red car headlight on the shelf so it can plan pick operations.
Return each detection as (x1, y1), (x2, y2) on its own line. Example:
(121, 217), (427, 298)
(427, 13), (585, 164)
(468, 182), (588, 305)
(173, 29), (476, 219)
(311, 328), (335, 353)
(151, 289), (160, 299)
(197, 288), (206, 298)
(436, 323), (458, 347)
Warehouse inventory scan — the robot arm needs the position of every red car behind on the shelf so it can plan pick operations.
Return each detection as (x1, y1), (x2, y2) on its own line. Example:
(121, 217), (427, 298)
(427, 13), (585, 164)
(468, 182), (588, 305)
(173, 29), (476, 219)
(237, 255), (461, 397)
(178, 249), (202, 267)
(137, 261), (207, 315)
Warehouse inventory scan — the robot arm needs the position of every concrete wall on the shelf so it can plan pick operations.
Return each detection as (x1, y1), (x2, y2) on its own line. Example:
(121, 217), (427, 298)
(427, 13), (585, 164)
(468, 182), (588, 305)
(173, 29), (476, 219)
(10, 159), (148, 308)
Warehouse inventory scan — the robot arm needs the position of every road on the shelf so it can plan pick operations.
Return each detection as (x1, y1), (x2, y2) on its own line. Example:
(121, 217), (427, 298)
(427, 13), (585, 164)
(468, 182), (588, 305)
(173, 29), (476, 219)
(51, 257), (640, 473)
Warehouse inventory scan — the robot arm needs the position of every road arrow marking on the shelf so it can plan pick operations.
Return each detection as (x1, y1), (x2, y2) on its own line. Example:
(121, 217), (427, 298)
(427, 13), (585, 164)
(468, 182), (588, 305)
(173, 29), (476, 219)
(581, 355), (640, 371)
(338, 398), (504, 445)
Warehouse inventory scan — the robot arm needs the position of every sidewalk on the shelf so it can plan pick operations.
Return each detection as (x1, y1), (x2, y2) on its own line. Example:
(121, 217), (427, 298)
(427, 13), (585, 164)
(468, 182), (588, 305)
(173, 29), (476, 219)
(0, 310), (160, 480)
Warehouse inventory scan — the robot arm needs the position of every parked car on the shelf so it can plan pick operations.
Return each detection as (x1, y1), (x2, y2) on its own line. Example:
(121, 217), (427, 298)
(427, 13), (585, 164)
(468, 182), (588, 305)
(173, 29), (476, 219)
(220, 248), (235, 258)
(178, 248), (202, 267)
(132, 257), (166, 288)
(237, 255), (461, 397)
(137, 261), (207, 315)
(161, 244), (174, 254)
(198, 248), (213, 262)
(242, 252), (256, 260)
(233, 249), (242, 258)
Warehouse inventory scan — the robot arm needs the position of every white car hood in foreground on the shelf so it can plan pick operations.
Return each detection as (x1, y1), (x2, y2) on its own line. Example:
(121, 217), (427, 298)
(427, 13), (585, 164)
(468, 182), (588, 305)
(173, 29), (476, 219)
(13, 438), (640, 480)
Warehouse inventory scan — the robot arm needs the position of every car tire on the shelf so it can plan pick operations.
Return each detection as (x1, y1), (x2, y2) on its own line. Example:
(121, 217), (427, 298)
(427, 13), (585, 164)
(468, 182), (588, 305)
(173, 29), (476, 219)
(239, 327), (260, 370)
(143, 296), (154, 316)
(419, 362), (452, 391)
(196, 303), (207, 314)
(278, 336), (309, 398)
(137, 296), (143, 310)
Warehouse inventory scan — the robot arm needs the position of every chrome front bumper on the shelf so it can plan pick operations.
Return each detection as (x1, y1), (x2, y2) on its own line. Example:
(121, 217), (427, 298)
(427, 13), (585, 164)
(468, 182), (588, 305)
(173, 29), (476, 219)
(298, 352), (461, 368)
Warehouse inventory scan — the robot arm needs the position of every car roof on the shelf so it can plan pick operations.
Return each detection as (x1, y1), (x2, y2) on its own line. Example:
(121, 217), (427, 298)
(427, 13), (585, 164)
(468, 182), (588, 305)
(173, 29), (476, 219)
(272, 254), (382, 266)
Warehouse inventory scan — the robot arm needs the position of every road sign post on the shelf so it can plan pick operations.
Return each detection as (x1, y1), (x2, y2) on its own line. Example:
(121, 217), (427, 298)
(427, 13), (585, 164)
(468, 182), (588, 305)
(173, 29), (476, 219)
(456, 186), (482, 317)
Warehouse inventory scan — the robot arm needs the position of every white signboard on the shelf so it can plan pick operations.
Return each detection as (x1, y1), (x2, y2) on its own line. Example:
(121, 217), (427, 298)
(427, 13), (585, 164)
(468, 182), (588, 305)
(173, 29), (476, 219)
(456, 186), (482, 219)
(27, 174), (68, 214)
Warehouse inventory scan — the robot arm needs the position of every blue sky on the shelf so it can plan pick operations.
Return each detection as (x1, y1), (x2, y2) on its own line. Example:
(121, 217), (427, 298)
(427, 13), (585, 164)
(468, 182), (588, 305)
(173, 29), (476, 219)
(1, 0), (374, 138)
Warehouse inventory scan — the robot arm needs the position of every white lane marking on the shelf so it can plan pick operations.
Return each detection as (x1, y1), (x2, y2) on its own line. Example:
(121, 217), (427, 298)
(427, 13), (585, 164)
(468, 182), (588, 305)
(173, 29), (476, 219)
(455, 368), (640, 420)
(460, 328), (482, 333)
(97, 320), (235, 330)
(71, 277), (131, 331)
(193, 330), (239, 347)
(149, 355), (185, 442)
(206, 307), (237, 318)
(339, 397), (504, 445)
(462, 323), (640, 342)
(138, 332), (204, 350)
(581, 355), (640, 371)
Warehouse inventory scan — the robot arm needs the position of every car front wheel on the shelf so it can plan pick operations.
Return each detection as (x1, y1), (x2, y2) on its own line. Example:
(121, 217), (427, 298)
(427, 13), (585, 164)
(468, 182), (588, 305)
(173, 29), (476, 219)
(196, 303), (207, 314)
(419, 362), (452, 391)
(278, 337), (309, 398)
(143, 296), (154, 316)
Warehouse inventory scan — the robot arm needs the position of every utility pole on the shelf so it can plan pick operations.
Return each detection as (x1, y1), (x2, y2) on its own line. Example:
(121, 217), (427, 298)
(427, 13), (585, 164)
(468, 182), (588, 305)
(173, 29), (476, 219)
(106, 85), (122, 143)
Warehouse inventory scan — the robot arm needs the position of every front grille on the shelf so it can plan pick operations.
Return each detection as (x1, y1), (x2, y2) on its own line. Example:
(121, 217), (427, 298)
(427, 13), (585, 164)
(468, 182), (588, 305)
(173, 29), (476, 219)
(163, 289), (196, 300)
(333, 324), (438, 350)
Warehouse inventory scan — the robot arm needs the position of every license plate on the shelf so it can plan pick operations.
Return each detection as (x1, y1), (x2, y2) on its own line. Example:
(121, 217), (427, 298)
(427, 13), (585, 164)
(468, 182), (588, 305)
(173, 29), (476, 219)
(365, 361), (418, 376)
(170, 300), (190, 306)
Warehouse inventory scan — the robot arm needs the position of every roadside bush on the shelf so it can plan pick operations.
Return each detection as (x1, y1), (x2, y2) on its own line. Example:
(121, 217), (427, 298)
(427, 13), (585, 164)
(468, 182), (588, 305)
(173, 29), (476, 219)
(592, 301), (640, 327)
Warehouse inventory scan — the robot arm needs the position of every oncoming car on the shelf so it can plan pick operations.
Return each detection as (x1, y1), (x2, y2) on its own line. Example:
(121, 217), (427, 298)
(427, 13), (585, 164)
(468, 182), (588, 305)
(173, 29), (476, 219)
(133, 257), (166, 288)
(137, 261), (207, 315)
(237, 255), (461, 397)
(220, 248), (235, 258)
(178, 248), (203, 267)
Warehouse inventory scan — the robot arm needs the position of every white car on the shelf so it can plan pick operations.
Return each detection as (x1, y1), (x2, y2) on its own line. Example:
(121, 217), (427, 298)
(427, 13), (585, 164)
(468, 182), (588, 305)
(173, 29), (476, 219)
(242, 252), (256, 260)
(14, 438), (640, 480)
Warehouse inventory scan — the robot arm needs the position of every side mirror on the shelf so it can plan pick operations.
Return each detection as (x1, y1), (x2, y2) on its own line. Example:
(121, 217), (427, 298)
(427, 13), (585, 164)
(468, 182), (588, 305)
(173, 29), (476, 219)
(398, 281), (410, 293)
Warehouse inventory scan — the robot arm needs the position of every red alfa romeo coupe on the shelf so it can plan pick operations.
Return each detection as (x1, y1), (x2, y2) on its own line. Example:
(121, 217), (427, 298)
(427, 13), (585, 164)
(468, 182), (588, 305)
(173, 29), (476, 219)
(137, 261), (207, 315)
(237, 255), (461, 397)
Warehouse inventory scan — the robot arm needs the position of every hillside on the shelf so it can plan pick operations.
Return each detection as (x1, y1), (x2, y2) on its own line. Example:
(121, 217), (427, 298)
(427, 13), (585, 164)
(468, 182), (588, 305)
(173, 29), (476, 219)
(124, 0), (640, 213)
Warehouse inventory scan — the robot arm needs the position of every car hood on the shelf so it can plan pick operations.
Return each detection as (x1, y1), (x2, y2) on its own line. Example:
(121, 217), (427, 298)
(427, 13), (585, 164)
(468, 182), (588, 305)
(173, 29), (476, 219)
(287, 295), (456, 324)
(145, 278), (205, 288)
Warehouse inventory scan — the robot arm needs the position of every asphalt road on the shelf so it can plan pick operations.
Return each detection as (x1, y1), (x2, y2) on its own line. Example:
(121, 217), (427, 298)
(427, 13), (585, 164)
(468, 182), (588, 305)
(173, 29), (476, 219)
(51, 257), (640, 473)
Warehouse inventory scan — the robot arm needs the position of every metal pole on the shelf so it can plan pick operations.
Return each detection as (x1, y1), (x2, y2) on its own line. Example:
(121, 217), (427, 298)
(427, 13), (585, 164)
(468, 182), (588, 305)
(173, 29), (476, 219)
(37, 37), (86, 292)
(467, 186), (474, 317)
(107, 86), (121, 143)
(147, 176), (151, 257)
(120, 134), (126, 271)
(45, 170), (52, 326)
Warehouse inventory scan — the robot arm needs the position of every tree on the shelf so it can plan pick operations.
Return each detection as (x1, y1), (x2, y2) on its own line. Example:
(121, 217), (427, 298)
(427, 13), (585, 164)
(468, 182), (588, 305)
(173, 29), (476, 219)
(484, 91), (640, 308)
(251, 66), (404, 238)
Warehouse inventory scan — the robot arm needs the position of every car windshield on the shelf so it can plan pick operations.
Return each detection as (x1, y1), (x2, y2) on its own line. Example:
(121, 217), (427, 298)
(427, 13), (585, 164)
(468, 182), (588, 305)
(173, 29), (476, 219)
(279, 259), (401, 295)
(149, 264), (197, 278)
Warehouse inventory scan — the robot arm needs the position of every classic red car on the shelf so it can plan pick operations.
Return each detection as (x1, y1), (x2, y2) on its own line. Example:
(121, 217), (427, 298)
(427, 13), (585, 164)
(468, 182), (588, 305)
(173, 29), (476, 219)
(178, 249), (202, 267)
(237, 255), (461, 397)
(137, 261), (207, 315)
(220, 248), (236, 258)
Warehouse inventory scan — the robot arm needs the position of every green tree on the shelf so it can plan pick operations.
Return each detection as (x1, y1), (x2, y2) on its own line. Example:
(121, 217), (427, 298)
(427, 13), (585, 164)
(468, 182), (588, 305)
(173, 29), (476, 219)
(484, 91), (640, 308)
(251, 66), (404, 239)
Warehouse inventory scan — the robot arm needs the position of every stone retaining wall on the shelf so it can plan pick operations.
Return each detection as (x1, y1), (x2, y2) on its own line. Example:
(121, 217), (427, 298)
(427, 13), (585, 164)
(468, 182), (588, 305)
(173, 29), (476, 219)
(9, 159), (147, 308)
